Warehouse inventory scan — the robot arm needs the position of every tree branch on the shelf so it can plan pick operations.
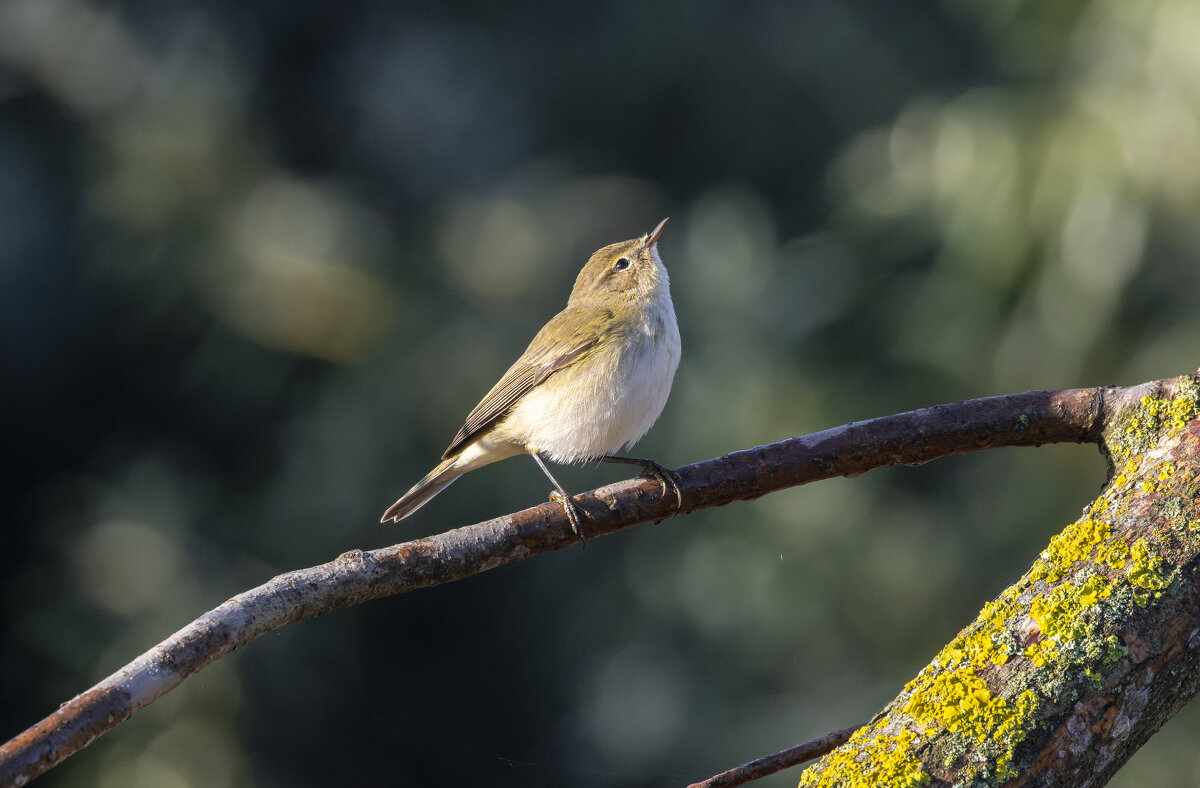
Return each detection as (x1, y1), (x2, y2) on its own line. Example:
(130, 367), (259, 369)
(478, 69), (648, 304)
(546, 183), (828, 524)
(797, 373), (1200, 786)
(0, 382), (1157, 786)
(687, 726), (863, 788)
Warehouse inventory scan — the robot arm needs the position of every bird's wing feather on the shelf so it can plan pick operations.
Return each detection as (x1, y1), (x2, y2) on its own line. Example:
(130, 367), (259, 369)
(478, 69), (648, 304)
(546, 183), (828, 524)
(442, 306), (615, 459)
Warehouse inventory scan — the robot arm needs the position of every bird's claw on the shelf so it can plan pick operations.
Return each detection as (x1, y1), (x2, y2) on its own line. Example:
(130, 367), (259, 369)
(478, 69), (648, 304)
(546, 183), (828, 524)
(636, 461), (684, 509)
(549, 490), (588, 543)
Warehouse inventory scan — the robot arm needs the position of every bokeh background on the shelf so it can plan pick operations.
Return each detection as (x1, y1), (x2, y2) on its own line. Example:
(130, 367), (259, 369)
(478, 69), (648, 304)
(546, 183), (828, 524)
(3, 0), (1199, 786)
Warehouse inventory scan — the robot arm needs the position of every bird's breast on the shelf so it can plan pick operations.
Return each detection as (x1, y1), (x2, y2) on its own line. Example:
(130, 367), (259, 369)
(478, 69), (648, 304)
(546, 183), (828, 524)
(501, 300), (680, 463)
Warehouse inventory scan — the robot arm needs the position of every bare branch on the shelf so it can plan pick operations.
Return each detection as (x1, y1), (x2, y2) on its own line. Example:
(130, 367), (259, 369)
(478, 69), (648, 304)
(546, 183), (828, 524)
(0, 383), (1147, 786)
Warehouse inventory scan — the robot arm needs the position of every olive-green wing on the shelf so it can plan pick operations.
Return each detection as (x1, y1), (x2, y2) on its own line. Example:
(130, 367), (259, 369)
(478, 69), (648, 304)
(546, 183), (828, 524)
(442, 306), (615, 459)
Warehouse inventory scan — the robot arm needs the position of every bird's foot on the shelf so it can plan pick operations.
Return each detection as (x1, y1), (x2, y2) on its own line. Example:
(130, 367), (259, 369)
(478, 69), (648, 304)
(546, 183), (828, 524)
(636, 460), (683, 508)
(549, 490), (588, 543)
(600, 456), (683, 509)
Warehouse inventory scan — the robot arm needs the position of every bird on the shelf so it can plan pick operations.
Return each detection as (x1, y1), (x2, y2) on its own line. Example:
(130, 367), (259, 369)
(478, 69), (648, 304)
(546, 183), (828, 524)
(381, 218), (682, 538)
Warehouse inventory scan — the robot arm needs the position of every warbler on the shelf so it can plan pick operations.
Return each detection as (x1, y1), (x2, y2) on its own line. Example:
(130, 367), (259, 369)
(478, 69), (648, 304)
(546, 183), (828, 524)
(381, 218), (682, 537)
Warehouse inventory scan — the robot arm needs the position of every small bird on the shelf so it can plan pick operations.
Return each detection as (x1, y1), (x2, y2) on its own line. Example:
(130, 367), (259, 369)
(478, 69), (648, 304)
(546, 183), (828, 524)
(382, 218), (682, 537)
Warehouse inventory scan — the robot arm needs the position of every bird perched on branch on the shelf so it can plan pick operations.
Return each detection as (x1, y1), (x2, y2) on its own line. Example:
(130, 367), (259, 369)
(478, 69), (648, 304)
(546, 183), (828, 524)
(382, 218), (682, 538)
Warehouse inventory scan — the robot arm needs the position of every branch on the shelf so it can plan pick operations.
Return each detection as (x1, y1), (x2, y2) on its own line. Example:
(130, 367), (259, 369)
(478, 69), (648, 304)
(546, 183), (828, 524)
(0, 383), (1137, 786)
(798, 373), (1200, 786)
(687, 726), (862, 788)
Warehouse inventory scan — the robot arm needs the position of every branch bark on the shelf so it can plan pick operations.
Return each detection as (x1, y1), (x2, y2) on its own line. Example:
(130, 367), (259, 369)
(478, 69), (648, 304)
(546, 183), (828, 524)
(0, 379), (1184, 787)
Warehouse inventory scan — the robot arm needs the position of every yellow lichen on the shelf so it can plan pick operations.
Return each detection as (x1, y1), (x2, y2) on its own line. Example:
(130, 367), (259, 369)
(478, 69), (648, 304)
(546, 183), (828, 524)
(1166, 389), (1198, 436)
(1110, 384), (1198, 458)
(1111, 458), (1140, 488)
(1030, 516), (1124, 583)
(802, 377), (1197, 787)
(993, 691), (1038, 781)
(799, 722), (929, 787)
(905, 669), (995, 740)
(1128, 539), (1167, 605)
(890, 589), (1037, 785)
(1097, 537), (1130, 570)
(1025, 574), (1113, 667)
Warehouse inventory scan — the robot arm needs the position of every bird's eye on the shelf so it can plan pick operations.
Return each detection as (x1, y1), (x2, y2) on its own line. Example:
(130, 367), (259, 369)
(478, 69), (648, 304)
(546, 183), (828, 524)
(614, 257), (631, 271)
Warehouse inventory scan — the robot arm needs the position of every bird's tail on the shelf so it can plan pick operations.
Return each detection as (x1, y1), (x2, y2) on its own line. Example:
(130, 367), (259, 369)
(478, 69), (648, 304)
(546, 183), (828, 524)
(381, 457), (462, 523)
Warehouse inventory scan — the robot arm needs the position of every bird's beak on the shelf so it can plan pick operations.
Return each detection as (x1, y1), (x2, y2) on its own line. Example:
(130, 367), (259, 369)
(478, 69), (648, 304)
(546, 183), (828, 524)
(645, 217), (669, 246)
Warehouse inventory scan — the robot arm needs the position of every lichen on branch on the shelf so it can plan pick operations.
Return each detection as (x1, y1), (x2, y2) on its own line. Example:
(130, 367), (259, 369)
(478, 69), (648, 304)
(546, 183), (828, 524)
(799, 375), (1200, 788)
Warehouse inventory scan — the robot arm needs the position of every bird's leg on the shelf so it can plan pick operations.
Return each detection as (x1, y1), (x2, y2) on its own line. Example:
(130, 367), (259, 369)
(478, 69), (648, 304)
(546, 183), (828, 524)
(598, 456), (683, 508)
(532, 453), (587, 542)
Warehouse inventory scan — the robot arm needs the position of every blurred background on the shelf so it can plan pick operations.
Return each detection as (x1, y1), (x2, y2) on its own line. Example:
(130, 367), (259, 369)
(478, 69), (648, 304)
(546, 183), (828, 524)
(2, 0), (1199, 786)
